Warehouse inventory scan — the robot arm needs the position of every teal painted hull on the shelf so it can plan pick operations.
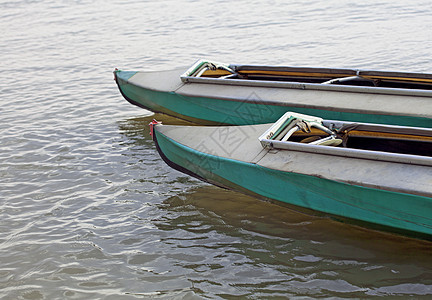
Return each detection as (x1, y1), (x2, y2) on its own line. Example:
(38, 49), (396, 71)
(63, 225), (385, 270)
(154, 129), (432, 239)
(115, 70), (432, 127)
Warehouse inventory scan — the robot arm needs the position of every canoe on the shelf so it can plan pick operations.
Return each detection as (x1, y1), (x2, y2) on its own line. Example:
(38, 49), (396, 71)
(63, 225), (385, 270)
(150, 112), (432, 239)
(115, 59), (432, 127)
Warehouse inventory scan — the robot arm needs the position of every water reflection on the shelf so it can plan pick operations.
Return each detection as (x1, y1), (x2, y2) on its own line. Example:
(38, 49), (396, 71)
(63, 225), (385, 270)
(156, 185), (432, 297)
(116, 113), (201, 192)
(118, 113), (196, 134)
(162, 185), (431, 250)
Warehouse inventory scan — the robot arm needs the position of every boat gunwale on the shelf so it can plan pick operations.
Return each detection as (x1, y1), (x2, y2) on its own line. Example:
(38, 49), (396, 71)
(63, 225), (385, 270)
(263, 138), (432, 167)
(180, 76), (432, 97)
(174, 88), (430, 119)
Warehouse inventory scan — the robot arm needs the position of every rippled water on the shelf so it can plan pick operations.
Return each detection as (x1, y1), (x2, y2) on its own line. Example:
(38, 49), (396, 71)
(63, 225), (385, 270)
(1, 0), (432, 298)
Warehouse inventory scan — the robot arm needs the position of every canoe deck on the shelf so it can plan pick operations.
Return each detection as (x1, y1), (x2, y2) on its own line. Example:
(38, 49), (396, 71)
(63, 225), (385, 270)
(153, 120), (432, 198)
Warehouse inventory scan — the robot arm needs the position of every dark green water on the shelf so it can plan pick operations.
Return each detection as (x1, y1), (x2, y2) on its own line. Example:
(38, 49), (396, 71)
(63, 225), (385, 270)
(1, 0), (431, 298)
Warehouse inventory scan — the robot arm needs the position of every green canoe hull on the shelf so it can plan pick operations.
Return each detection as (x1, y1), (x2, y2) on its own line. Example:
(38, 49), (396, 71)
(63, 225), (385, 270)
(153, 128), (432, 239)
(115, 70), (432, 127)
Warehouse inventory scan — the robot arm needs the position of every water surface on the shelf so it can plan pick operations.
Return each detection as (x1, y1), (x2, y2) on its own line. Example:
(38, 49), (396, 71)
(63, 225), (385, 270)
(1, 0), (432, 298)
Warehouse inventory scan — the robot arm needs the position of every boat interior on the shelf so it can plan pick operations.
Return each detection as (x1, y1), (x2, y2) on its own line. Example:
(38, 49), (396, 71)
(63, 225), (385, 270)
(182, 60), (432, 90)
(259, 113), (432, 157)
(289, 126), (432, 157)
